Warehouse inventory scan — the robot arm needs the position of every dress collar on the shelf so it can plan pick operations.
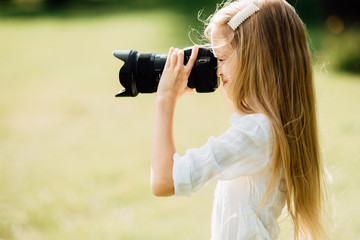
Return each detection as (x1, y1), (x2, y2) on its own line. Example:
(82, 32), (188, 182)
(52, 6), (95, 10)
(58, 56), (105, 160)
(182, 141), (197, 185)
(229, 112), (244, 125)
(229, 111), (263, 125)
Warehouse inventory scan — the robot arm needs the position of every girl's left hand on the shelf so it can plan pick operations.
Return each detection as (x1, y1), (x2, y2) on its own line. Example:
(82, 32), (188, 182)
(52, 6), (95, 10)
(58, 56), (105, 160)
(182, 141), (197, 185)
(156, 45), (199, 101)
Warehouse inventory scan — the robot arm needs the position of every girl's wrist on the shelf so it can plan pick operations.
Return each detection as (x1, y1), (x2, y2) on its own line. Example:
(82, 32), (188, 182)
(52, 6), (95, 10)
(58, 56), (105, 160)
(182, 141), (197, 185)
(155, 92), (178, 105)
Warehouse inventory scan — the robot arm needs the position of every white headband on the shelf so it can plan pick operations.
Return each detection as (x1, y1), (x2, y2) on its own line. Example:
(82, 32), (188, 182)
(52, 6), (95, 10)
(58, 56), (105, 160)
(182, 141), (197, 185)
(227, 1), (260, 31)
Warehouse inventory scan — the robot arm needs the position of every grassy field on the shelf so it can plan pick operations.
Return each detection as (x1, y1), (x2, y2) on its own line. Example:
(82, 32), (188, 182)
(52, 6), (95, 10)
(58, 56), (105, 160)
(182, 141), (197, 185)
(0, 11), (360, 239)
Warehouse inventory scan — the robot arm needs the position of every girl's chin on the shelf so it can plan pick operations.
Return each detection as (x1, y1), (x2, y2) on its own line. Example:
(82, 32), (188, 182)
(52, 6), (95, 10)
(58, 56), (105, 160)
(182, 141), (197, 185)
(219, 87), (234, 111)
(220, 84), (230, 96)
(221, 82), (230, 91)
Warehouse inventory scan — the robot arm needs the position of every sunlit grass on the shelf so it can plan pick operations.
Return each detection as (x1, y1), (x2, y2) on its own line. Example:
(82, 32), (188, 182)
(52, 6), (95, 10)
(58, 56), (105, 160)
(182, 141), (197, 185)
(0, 11), (360, 239)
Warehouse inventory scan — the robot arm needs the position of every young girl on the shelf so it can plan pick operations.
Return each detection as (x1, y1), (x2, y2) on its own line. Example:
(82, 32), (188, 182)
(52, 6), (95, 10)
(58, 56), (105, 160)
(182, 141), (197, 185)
(151, 0), (327, 239)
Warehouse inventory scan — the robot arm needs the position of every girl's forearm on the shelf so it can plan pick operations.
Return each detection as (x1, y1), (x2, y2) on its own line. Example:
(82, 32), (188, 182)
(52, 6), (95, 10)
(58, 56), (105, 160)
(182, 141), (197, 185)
(150, 46), (198, 197)
(151, 96), (177, 196)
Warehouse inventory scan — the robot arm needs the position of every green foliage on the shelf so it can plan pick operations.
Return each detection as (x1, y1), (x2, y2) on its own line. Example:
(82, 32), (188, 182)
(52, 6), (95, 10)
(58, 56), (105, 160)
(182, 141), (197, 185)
(335, 32), (360, 73)
(0, 0), (325, 24)
(287, 0), (324, 23)
(321, 28), (360, 74)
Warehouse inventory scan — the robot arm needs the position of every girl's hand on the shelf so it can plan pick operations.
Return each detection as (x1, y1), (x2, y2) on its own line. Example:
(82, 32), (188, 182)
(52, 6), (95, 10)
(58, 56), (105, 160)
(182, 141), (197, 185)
(156, 46), (199, 101)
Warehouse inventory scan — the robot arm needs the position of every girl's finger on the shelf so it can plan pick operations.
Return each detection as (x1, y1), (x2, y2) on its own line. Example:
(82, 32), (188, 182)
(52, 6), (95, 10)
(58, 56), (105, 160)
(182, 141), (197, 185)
(177, 50), (184, 68)
(184, 87), (194, 95)
(185, 45), (199, 74)
(170, 48), (179, 67)
(165, 47), (175, 69)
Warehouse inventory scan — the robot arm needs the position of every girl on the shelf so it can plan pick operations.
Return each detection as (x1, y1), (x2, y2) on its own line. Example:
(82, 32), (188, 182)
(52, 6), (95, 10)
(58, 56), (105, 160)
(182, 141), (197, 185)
(151, 0), (327, 239)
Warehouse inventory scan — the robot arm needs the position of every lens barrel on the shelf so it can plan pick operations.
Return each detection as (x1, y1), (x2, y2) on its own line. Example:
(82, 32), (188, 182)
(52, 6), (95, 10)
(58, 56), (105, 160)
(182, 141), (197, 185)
(113, 46), (218, 97)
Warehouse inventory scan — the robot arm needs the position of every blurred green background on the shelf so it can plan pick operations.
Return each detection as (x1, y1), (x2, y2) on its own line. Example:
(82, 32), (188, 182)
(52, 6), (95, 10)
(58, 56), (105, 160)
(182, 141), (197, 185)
(0, 0), (359, 239)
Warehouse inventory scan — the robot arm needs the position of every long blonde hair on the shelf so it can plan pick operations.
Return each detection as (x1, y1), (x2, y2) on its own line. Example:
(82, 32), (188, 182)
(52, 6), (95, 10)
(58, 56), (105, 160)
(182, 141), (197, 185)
(204, 0), (326, 239)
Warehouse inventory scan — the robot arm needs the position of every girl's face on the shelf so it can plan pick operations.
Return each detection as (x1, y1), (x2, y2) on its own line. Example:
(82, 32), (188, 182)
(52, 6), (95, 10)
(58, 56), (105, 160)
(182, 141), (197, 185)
(211, 25), (238, 97)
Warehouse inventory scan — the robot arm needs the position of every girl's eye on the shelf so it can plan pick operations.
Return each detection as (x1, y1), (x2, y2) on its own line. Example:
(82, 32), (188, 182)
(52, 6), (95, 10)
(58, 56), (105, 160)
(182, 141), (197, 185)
(218, 59), (225, 62)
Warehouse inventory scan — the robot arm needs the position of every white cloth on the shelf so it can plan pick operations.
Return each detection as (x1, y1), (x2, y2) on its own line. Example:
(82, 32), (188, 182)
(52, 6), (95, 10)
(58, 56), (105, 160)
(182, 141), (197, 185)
(173, 113), (286, 239)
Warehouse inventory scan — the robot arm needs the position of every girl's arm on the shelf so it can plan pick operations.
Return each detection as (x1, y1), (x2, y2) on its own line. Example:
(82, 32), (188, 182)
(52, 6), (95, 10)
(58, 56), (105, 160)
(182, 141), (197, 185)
(151, 46), (199, 197)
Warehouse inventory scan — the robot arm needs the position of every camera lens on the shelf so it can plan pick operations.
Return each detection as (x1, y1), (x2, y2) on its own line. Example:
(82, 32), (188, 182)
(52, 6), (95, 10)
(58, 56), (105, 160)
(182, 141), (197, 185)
(113, 46), (218, 97)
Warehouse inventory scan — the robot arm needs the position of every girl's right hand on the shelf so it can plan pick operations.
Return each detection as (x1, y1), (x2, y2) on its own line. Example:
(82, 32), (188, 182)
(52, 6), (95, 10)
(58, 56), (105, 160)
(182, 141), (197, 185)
(156, 46), (199, 101)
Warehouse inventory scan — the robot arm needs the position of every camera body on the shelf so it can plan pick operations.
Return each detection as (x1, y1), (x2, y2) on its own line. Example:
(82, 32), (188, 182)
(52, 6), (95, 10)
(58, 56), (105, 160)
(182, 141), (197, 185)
(113, 46), (218, 97)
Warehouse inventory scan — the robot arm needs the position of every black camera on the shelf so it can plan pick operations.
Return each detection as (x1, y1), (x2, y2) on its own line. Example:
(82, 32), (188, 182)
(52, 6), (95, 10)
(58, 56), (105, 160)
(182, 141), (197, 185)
(113, 46), (218, 97)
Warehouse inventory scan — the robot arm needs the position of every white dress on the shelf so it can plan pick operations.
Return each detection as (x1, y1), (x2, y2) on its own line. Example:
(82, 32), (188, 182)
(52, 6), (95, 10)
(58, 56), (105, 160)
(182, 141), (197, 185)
(173, 113), (286, 239)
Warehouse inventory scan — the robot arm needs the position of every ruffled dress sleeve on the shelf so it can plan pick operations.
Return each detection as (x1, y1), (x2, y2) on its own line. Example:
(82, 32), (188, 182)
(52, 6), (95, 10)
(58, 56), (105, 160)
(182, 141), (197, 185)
(172, 113), (272, 197)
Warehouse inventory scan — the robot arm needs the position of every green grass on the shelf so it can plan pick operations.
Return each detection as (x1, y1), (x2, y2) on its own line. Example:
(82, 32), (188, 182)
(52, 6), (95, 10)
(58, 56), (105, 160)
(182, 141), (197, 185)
(0, 11), (360, 239)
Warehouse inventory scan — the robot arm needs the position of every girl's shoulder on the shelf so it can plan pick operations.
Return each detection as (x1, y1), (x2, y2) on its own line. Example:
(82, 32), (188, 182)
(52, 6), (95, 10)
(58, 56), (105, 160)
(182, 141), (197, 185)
(229, 112), (272, 143)
(229, 112), (270, 127)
